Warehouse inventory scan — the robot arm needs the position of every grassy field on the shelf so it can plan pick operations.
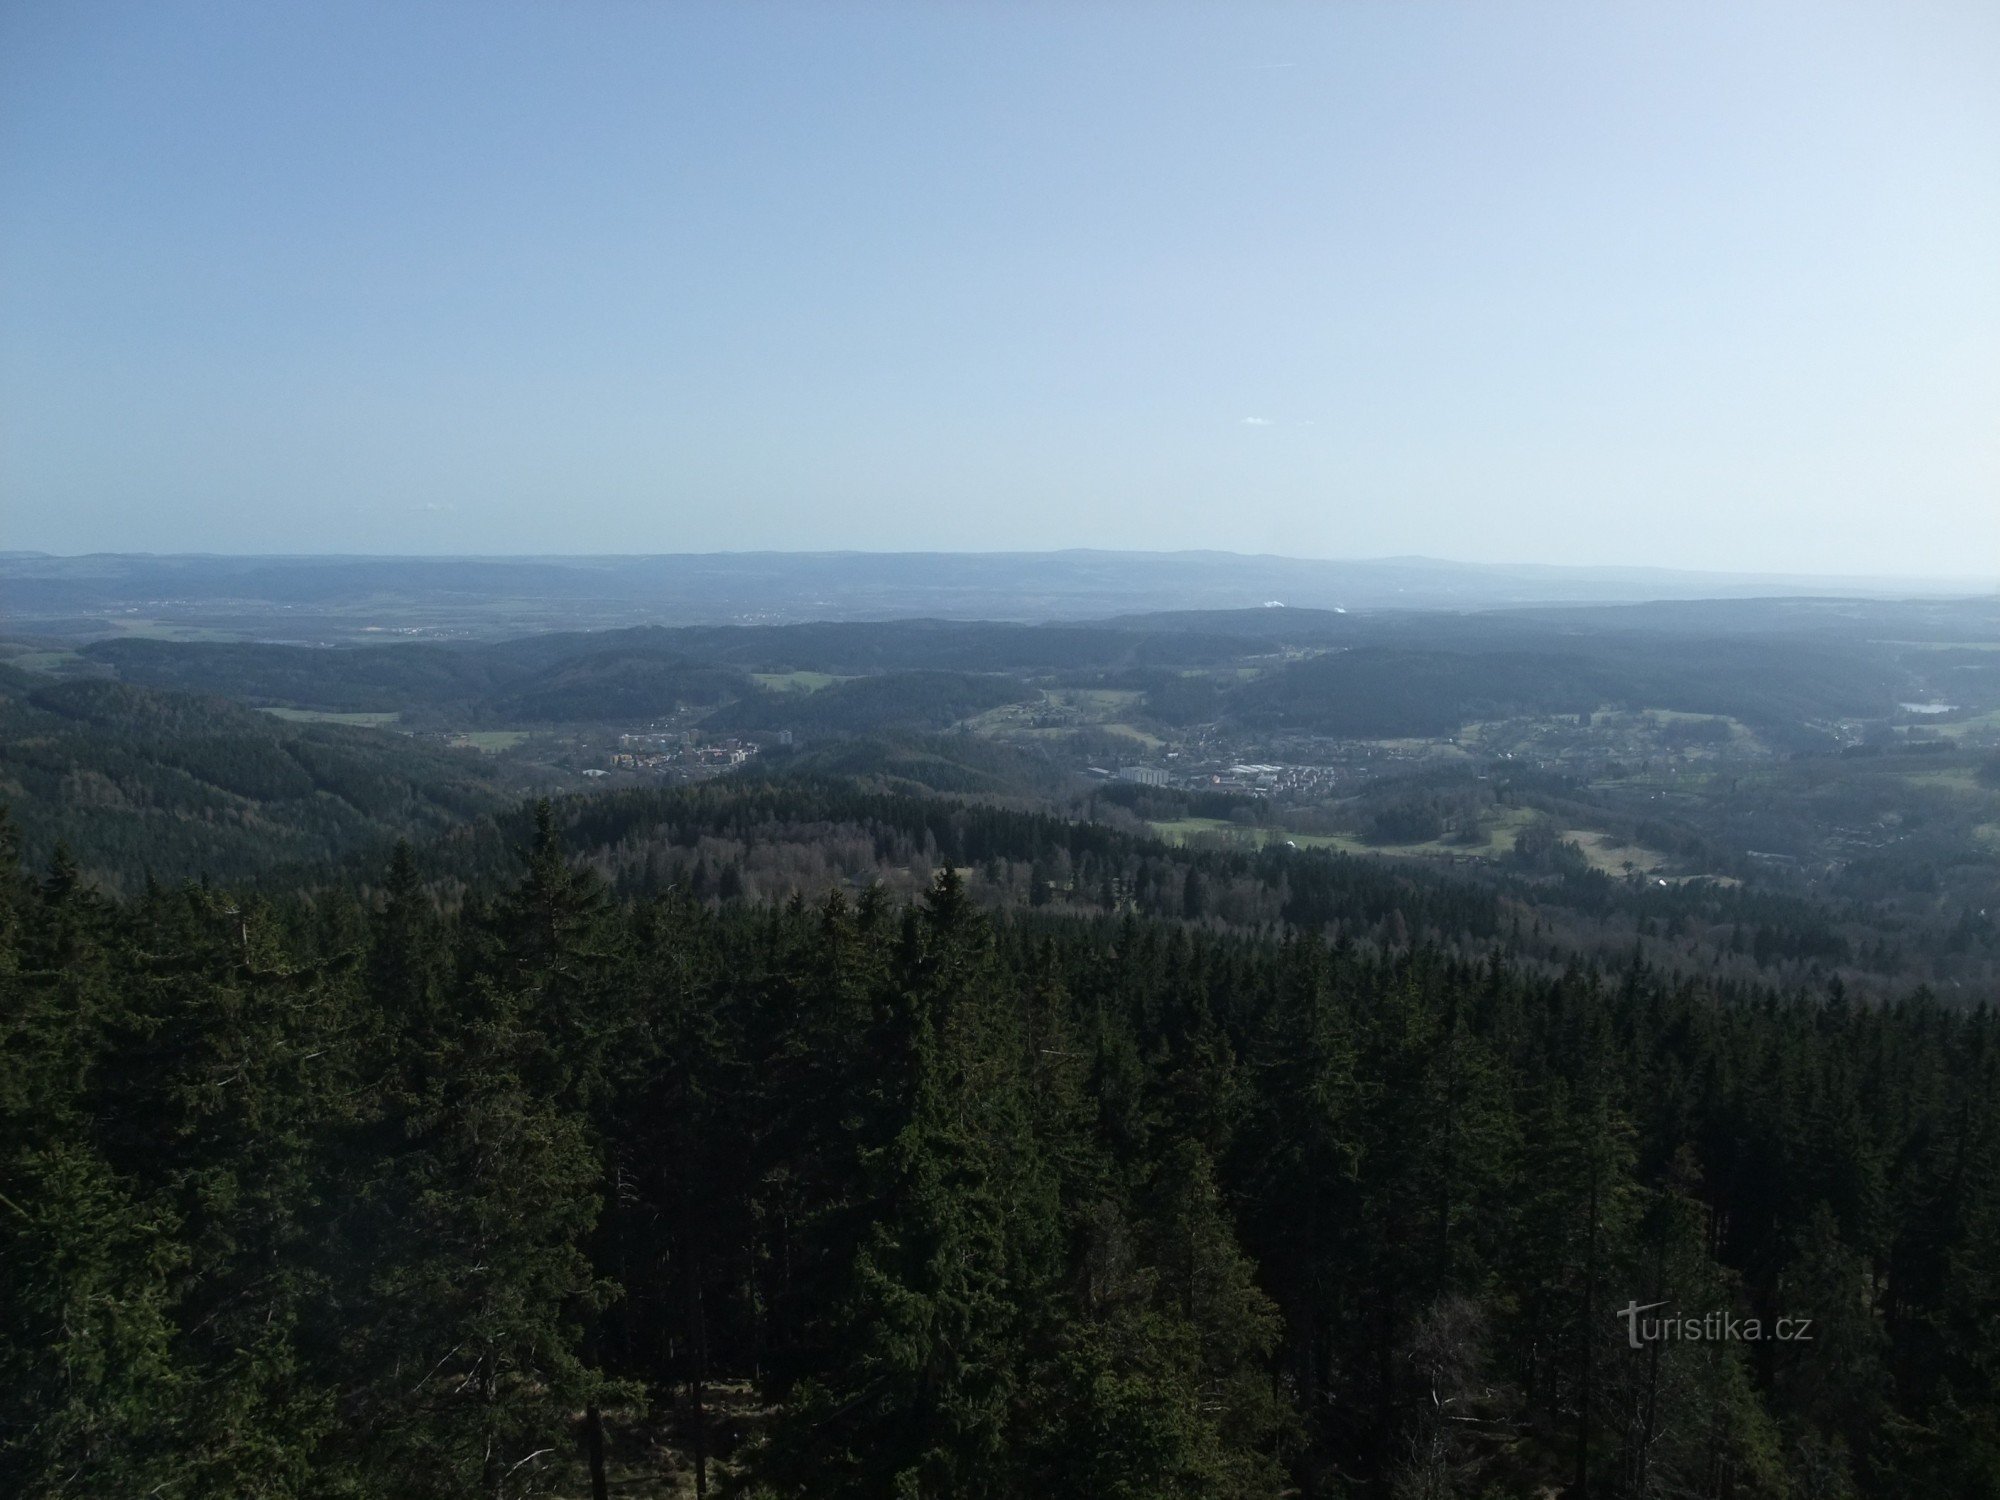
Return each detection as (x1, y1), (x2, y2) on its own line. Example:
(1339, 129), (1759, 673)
(1445, 805), (1539, 856)
(1922, 710), (2000, 740)
(0, 646), (90, 673)
(1148, 817), (1351, 851)
(1102, 722), (1165, 749)
(96, 618), (251, 642)
(973, 689), (1162, 734)
(750, 671), (849, 693)
(450, 730), (529, 752)
(1563, 828), (1670, 875)
(1046, 688), (1145, 714)
(970, 690), (1156, 738)
(1151, 805), (1541, 862)
(260, 708), (401, 727)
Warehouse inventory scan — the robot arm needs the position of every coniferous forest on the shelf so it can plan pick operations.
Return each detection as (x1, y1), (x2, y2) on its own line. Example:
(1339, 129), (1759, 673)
(5, 787), (1997, 1499)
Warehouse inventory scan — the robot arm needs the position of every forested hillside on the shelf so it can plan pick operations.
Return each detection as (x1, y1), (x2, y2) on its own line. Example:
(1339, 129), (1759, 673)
(61, 598), (1992, 740)
(707, 671), (1035, 736)
(4, 793), (1997, 1497)
(0, 677), (514, 888)
(1229, 637), (1902, 745)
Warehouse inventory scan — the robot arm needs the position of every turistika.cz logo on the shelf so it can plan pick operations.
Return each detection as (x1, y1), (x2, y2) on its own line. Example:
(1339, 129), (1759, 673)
(1618, 1300), (1813, 1350)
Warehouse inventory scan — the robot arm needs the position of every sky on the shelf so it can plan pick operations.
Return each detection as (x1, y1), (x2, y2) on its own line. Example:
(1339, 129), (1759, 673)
(2, 1), (1996, 574)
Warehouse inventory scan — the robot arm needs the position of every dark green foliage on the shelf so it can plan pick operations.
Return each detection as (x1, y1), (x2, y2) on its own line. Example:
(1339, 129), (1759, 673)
(479, 652), (748, 723)
(3, 787), (1999, 1498)
(710, 671), (1034, 737)
(0, 680), (512, 890)
(751, 731), (1071, 797)
(1235, 647), (1604, 737)
(1141, 672), (1222, 726)
(83, 636), (506, 711)
(1229, 634), (1903, 742)
(1365, 794), (1449, 844)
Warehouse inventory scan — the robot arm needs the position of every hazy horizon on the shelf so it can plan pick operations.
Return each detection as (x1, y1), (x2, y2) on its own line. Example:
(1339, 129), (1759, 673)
(5, 2), (1996, 571)
(4, 545), (1995, 591)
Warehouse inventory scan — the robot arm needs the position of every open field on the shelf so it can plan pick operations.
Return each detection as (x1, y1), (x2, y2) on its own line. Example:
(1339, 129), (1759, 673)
(0, 647), (90, 673)
(1148, 805), (1539, 860)
(968, 689), (1153, 737)
(1921, 709), (2000, 739)
(1045, 688), (1145, 714)
(1149, 817), (1353, 851)
(1101, 722), (1165, 748)
(750, 670), (850, 692)
(260, 708), (402, 727)
(450, 730), (529, 752)
(1563, 828), (1670, 875)
(96, 618), (260, 642)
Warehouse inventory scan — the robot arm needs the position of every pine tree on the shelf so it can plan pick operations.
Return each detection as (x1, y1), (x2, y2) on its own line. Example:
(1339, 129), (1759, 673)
(759, 871), (1053, 1498)
(1237, 932), (1361, 1456)
(347, 971), (619, 1499)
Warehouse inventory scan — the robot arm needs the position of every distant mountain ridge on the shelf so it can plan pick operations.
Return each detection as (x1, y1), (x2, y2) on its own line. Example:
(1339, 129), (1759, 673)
(4, 549), (1989, 641)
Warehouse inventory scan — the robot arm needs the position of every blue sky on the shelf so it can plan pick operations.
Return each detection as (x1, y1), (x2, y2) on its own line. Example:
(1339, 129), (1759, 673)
(3, 1), (1995, 573)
